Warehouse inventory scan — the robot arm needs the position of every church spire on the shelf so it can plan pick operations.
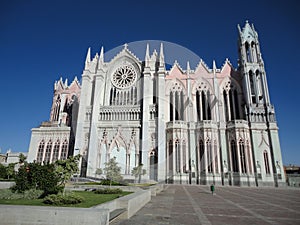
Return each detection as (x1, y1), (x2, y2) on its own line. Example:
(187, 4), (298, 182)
(98, 46), (104, 66)
(159, 43), (165, 68)
(85, 47), (91, 64)
(145, 43), (150, 67)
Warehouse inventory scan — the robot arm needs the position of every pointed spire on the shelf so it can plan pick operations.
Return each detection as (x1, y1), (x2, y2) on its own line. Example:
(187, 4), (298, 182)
(98, 46), (104, 67)
(186, 61), (191, 78)
(85, 47), (91, 64)
(213, 60), (216, 71)
(187, 61), (191, 72)
(100, 46), (104, 61)
(64, 78), (68, 87)
(213, 60), (217, 78)
(159, 43), (165, 67)
(145, 43), (150, 67)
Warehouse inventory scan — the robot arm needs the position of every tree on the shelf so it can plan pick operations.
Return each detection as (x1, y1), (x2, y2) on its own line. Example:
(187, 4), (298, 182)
(104, 157), (123, 187)
(18, 153), (27, 164)
(54, 154), (81, 189)
(131, 164), (146, 183)
(0, 164), (7, 179)
(6, 163), (16, 180)
(13, 162), (60, 195)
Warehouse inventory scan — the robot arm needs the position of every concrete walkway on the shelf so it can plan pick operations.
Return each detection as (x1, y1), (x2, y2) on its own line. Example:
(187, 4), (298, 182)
(111, 185), (300, 225)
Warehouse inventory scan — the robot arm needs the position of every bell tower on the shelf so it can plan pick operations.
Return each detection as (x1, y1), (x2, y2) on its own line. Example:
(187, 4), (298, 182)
(238, 21), (285, 186)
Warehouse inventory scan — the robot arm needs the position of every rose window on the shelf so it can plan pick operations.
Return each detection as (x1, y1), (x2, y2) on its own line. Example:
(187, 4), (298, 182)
(112, 65), (137, 88)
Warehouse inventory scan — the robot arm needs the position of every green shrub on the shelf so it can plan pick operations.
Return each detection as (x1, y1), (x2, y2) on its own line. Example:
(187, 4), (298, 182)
(0, 189), (43, 200)
(43, 192), (84, 205)
(12, 163), (60, 196)
(94, 188), (123, 194)
(23, 189), (44, 199)
(99, 179), (126, 186)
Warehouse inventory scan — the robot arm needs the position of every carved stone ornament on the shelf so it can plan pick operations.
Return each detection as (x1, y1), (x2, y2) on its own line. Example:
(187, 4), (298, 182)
(112, 65), (137, 89)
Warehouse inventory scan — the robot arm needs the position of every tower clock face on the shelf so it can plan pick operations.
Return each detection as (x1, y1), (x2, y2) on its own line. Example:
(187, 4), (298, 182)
(112, 65), (137, 89)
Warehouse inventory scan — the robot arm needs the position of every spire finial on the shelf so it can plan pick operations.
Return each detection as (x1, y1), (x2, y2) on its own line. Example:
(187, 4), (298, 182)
(124, 43), (128, 49)
(159, 43), (165, 67)
(145, 43), (150, 67)
(85, 47), (91, 64)
(213, 60), (216, 70)
(99, 46), (104, 63)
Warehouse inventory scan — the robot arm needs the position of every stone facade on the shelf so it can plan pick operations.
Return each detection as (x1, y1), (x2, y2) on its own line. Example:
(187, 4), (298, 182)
(28, 21), (285, 187)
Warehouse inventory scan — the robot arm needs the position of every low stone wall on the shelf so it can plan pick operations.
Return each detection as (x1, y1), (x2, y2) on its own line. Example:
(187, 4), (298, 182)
(94, 189), (151, 219)
(149, 184), (164, 196)
(118, 190), (151, 219)
(0, 205), (109, 225)
(0, 181), (15, 189)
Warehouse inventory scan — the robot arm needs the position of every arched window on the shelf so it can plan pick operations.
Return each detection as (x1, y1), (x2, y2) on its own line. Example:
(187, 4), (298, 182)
(37, 140), (45, 163)
(234, 90), (240, 119)
(182, 140), (186, 173)
(245, 42), (252, 62)
(61, 140), (68, 160)
(196, 90), (201, 121)
(246, 141), (252, 174)
(199, 140), (204, 172)
(249, 71), (256, 104)
(223, 90), (229, 121)
(52, 95), (61, 122)
(206, 139), (212, 173)
(175, 140), (180, 173)
(52, 140), (60, 162)
(44, 140), (52, 163)
(214, 140), (219, 173)
(239, 140), (247, 173)
(251, 41), (257, 62)
(263, 151), (270, 174)
(168, 140), (173, 172)
(169, 92), (174, 121)
(231, 140), (239, 172)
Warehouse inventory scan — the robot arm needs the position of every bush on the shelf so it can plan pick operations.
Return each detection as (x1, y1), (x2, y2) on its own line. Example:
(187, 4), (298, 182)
(43, 192), (84, 205)
(23, 189), (44, 200)
(94, 188), (123, 194)
(12, 162), (60, 196)
(99, 179), (126, 186)
(0, 189), (43, 200)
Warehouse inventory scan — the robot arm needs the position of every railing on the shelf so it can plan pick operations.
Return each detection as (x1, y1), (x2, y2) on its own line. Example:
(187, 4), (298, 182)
(99, 105), (141, 121)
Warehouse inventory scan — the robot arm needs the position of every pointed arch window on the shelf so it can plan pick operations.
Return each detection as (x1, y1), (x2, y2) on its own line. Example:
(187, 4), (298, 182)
(206, 139), (212, 173)
(231, 140), (239, 172)
(37, 140), (45, 163)
(182, 140), (186, 173)
(245, 42), (252, 63)
(246, 141), (252, 174)
(199, 140), (204, 172)
(61, 140), (68, 160)
(44, 140), (52, 163)
(52, 140), (60, 162)
(175, 140), (180, 173)
(239, 140), (247, 173)
(168, 140), (173, 173)
(263, 150), (270, 174)
(214, 140), (219, 173)
(196, 90), (211, 121)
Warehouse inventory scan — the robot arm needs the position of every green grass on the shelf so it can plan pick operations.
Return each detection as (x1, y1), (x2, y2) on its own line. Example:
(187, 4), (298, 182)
(0, 191), (132, 208)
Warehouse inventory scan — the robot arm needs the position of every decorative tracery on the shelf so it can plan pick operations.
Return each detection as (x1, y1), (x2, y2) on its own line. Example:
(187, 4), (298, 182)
(112, 65), (137, 89)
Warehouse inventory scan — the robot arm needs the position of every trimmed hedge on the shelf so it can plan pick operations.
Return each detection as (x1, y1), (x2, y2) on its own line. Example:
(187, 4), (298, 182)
(94, 188), (123, 194)
(43, 192), (84, 205)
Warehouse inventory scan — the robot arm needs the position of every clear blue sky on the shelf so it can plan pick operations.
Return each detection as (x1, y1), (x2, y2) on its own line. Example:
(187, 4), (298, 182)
(0, 0), (299, 165)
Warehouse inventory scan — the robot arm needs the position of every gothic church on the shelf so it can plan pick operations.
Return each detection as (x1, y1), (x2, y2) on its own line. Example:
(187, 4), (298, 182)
(28, 21), (285, 187)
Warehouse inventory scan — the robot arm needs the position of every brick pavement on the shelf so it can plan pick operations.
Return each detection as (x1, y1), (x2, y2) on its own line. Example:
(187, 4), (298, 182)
(111, 185), (300, 225)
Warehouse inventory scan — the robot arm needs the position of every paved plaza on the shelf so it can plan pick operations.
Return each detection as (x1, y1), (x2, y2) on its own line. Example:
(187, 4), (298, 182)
(112, 185), (300, 225)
